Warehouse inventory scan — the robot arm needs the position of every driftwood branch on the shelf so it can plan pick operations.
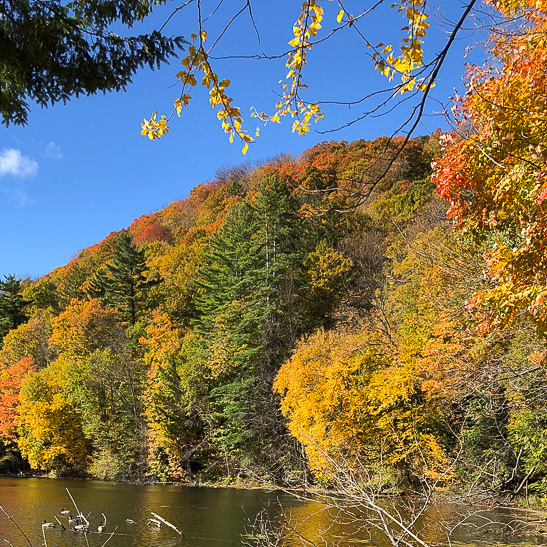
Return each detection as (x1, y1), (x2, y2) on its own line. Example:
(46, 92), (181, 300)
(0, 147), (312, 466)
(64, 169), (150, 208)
(54, 515), (66, 530)
(99, 526), (118, 547)
(0, 504), (33, 547)
(66, 488), (89, 525)
(510, 466), (537, 501)
(150, 512), (184, 537)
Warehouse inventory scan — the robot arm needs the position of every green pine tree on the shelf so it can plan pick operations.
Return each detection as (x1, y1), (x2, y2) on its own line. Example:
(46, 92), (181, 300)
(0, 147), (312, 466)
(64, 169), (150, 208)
(1, 0), (184, 126)
(194, 177), (306, 473)
(101, 231), (156, 325)
(0, 275), (29, 342)
(85, 266), (109, 301)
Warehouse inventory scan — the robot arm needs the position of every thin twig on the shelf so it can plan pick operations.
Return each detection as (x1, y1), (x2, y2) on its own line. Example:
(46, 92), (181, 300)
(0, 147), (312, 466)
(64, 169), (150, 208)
(356, 0), (479, 206)
(99, 526), (118, 547)
(0, 505), (33, 547)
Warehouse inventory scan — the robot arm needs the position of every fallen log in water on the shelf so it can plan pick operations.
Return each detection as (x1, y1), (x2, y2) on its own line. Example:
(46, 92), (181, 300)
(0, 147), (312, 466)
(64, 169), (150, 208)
(150, 511), (185, 537)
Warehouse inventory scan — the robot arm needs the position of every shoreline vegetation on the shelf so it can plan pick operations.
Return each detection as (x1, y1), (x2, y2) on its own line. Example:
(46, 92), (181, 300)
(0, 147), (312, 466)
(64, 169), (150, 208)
(3, 2), (547, 544)
(6, 470), (547, 512)
(2, 132), (547, 544)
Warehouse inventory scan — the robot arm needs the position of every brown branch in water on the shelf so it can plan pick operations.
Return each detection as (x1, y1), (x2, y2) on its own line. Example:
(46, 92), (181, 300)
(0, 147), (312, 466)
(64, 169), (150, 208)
(150, 511), (185, 537)
(99, 526), (118, 547)
(0, 505), (33, 547)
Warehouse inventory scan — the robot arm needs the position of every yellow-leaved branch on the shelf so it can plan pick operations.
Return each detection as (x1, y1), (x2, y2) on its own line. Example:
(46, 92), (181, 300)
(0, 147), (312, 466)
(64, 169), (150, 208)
(372, 0), (430, 91)
(141, 30), (253, 154)
(141, 0), (431, 152)
(253, 0), (325, 136)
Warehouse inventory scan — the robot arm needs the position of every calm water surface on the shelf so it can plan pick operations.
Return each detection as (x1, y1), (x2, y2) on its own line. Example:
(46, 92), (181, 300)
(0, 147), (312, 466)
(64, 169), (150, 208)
(0, 477), (546, 546)
(0, 477), (297, 547)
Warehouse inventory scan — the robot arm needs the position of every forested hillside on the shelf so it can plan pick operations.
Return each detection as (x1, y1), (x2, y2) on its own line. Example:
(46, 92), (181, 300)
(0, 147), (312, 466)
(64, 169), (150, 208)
(0, 130), (545, 500)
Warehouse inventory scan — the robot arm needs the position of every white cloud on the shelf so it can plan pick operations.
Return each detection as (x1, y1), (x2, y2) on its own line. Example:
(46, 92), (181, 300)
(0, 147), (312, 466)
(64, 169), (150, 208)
(0, 148), (38, 178)
(42, 141), (63, 160)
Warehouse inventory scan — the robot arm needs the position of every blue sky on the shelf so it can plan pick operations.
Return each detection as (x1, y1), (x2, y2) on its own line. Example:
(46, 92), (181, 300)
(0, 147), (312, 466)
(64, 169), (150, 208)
(1, 0), (485, 279)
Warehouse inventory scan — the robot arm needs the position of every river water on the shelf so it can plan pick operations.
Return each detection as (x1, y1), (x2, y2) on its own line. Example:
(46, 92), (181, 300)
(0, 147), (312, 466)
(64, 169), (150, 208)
(0, 476), (546, 546)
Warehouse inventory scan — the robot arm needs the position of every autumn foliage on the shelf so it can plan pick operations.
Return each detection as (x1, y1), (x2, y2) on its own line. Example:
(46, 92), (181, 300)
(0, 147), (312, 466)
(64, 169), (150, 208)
(433, 2), (547, 336)
(0, 357), (36, 441)
(3, 32), (547, 503)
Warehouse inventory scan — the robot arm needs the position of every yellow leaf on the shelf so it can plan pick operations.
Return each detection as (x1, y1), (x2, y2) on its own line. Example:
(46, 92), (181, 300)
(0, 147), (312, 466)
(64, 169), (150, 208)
(336, 9), (344, 23)
(242, 142), (249, 155)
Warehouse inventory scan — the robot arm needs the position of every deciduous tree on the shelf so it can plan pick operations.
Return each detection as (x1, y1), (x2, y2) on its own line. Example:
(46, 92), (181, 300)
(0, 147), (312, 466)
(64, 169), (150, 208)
(17, 357), (89, 474)
(141, 312), (203, 480)
(0, 356), (37, 441)
(50, 298), (122, 358)
(433, 1), (547, 337)
(0, 311), (53, 369)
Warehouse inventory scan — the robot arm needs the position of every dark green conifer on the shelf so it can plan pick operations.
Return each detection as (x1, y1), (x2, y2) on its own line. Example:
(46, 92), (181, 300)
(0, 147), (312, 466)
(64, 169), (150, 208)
(1, 0), (185, 125)
(194, 177), (306, 468)
(0, 274), (29, 341)
(101, 231), (155, 325)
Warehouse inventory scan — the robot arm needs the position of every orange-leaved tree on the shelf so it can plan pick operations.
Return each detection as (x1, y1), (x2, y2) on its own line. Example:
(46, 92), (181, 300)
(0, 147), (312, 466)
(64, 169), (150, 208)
(433, 1), (547, 336)
(0, 356), (37, 441)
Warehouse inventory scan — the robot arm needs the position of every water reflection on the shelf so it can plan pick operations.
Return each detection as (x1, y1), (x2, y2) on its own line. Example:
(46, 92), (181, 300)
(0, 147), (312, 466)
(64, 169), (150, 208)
(249, 493), (547, 547)
(0, 477), (546, 546)
(0, 477), (297, 547)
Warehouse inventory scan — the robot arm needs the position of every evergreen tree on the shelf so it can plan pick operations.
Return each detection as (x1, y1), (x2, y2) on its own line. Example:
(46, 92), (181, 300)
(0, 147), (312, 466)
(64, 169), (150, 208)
(0, 275), (29, 342)
(195, 201), (265, 454)
(194, 178), (306, 474)
(101, 231), (155, 325)
(1, 0), (184, 126)
(85, 266), (109, 301)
